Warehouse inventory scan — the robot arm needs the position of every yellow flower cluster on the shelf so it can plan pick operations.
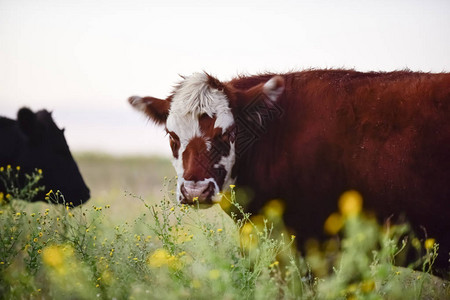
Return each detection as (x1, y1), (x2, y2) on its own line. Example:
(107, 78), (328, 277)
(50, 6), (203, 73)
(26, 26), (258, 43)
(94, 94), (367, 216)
(0, 192), (12, 205)
(263, 199), (285, 219)
(42, 245), (64, 268)
(240, 222), (258, 250)
(324, 213), (344, 235)
(269, 261), (279, 268)
(338, 190), (363, 217)
(146, 248), (182, 270)
(324, 190), (364, 235)
(41, 244), (76, 275)
(424, 238), (436, 250)
(209, 269), (220, 280)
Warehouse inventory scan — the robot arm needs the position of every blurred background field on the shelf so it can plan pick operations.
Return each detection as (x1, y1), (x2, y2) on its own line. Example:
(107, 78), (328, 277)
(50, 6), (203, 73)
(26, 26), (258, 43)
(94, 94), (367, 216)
(74, 153), (175, 222)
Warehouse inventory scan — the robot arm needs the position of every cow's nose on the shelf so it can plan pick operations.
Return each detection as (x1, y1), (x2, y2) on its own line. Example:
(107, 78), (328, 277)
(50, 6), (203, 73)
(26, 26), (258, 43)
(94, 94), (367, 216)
(180, 181), (215, 204)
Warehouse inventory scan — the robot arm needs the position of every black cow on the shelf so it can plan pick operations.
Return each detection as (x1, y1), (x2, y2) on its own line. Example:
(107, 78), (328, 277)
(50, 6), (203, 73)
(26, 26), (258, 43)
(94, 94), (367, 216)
(0, 107), (90, 206)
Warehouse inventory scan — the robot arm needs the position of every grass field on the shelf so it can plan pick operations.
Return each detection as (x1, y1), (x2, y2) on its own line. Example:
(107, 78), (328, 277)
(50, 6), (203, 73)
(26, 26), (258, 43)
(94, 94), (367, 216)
(75, 153), (176, 222)
(0, 154), (449, 299)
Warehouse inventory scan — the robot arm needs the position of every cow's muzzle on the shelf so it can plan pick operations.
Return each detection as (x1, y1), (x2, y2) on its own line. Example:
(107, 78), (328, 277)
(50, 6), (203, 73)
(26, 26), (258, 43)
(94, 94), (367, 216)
(180, 181), (216, 204)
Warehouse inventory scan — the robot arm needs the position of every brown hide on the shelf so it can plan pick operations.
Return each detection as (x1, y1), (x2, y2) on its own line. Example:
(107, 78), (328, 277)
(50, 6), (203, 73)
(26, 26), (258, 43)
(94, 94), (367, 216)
(229, 70), (450, 270)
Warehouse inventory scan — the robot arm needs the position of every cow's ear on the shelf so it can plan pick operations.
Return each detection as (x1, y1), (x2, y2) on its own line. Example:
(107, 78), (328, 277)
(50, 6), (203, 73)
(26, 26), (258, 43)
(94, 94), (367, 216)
(229, 76), (285, 111)
(262, 76), (285, 102)
(17, 107), (38, 138)
(128, 96), (170, 125)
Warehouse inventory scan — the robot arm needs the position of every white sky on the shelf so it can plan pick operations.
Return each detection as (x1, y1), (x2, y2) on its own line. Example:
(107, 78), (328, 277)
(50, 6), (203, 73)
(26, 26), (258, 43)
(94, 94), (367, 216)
(1, 0), (449, 156)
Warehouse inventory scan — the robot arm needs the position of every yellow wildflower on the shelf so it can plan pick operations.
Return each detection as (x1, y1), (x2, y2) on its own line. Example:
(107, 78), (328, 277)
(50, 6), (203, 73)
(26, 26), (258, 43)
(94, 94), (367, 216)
(241, 222), (254, 235)
(192, 279), (202, 289)
(263, 199), (285, 219)
(324, 212), (344, 235)
(338, 190), (363, 217)
(16, 166), (20, 171)
(240, 222), (258, 250)
(229, 184), (236, 188)
(42, 245), (64, 268)
(219, 191), (232, 210)
(269, 261), (279, 268)
(360, 279), (375, 293)
(209, 269), (220, 280)
(425, 238), (436, 250)
(147, 248), (181, 270)
(250, 214), (265, 231)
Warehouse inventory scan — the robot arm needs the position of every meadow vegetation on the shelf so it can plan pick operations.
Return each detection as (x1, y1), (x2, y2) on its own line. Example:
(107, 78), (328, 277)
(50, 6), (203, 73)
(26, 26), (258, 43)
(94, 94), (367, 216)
(0, 155), (449, 299)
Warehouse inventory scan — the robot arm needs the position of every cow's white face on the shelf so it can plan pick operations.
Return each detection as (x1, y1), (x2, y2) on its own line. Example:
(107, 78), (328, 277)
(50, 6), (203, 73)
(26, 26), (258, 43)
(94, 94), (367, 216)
(129, 72), (284, 204)
(165, 73), (236, 203)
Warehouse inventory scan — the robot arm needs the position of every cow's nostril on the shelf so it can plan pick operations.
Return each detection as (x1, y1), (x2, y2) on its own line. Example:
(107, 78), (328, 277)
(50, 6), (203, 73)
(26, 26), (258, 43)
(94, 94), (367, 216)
(180, 184), (189, 200)
(200, 182), (215, 201)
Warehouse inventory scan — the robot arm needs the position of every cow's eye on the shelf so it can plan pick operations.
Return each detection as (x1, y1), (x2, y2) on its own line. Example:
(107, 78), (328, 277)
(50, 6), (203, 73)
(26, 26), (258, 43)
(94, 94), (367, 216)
(169, 135), (180, 158)
(221, 131), (230, 143)
(221, 126), (236, 144)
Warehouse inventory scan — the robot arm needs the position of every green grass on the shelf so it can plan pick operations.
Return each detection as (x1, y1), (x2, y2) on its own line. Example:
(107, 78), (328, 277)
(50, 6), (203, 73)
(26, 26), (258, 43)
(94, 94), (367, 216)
(0, 156), (449, 299)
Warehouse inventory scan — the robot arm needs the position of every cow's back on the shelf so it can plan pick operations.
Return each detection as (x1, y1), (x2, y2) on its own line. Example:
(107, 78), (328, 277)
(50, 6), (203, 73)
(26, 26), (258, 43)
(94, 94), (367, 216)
(232, 70), (450, 270)
(0, 117), (23, 166)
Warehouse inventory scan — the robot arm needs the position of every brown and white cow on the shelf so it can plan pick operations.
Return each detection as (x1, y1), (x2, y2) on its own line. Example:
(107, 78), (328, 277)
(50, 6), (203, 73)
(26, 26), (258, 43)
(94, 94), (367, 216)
(129, 70), (450, 272)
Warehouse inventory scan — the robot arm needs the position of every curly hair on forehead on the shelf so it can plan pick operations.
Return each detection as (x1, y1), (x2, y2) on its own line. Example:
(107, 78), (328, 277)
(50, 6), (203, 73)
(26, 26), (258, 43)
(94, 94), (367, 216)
(169, 73), (231, 118)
